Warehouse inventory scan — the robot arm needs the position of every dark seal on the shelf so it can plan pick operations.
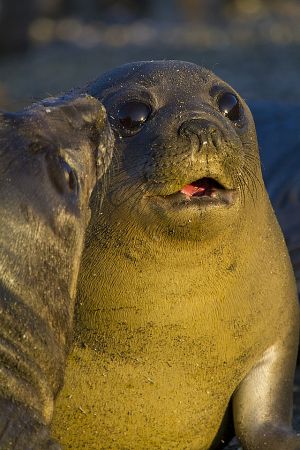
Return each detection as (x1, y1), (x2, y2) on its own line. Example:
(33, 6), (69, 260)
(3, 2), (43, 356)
(52, 61), (300, 450)
(0, 95), (113, 449)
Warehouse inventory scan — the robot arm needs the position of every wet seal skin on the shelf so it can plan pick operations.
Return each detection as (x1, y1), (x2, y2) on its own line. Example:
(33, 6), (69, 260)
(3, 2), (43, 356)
(52, 61), (300, 449)
(0, 95), (113, 449)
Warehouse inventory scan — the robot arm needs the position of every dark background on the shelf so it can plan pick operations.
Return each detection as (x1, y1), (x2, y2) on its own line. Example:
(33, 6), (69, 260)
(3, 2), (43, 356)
(0, 0), (300, 110)
(0, 2), (299, 448)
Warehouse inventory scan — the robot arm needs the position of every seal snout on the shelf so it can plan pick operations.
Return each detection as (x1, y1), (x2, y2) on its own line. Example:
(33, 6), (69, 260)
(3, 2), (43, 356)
(179, 118), (223, 151)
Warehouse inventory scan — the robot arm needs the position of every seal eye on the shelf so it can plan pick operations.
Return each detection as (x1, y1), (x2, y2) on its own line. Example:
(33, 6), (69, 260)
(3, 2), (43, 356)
(218, 93), (240, 122)
(61, 160), (77, 192)
(118, 101), (151, 131)
(47, 154), (78, 196)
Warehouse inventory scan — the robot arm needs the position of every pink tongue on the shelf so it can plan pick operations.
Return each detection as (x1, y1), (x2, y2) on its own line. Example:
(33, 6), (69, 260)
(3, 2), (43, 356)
(180, 184), (205, 197)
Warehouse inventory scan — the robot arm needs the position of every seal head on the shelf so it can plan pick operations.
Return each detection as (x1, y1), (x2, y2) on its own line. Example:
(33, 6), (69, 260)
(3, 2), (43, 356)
(88, 60), (259, 240)
(0, 95), (113, 449)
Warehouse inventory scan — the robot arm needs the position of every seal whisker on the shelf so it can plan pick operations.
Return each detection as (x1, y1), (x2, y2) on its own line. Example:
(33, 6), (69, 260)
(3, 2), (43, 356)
(243, 157), (260, 169)
(243, 157), (264, 192)
(243, 170), (257, 205)
(111, 179), (145, 207)
(109, 143), (123, 175)
(242, 150), (260, 161)
(234, 172), (246, 207)
(233, 167), (250, 208)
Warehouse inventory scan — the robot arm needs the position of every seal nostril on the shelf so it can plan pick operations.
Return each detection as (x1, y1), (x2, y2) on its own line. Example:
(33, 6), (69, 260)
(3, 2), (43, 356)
(179, 119), (222, 150)
(199, 131), (208, 147)
(211, 129), (222, 149)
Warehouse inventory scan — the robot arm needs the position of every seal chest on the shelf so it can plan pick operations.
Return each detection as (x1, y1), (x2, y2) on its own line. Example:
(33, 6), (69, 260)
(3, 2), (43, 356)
(52, 61), (300, 450)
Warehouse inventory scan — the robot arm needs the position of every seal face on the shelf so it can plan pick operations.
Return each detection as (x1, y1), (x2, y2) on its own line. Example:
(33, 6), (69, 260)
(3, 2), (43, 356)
(86, 60), (259, 241)
(53, 62), (300, 450)
(0, 95), (113, 449)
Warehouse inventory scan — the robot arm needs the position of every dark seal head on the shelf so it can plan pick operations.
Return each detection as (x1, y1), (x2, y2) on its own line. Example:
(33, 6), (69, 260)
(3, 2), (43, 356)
(0, 95), (113, 449)
(53, 62), (299, 450)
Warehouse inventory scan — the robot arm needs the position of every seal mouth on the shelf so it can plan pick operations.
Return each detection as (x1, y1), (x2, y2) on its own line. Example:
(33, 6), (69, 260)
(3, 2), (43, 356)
(174, 177), (235, 206)
(180, 177), (226, 199)
(144, 177), (236, 210)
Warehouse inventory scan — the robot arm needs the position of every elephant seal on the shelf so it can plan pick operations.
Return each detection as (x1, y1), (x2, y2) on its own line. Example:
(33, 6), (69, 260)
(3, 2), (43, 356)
(0, 95), (113, 449)
(52, 61), (300, 449)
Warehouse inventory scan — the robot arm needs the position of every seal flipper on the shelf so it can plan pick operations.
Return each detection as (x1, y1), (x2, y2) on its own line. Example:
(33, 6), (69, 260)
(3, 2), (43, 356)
(232, 321), (300, 450)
